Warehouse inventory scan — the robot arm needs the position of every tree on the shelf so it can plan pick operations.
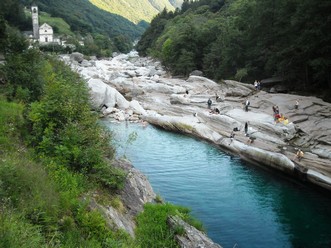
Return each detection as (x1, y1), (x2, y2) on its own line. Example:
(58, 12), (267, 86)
(1, 49), (46, 102)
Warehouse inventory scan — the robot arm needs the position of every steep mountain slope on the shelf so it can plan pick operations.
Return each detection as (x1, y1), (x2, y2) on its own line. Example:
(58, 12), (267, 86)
(89, 0), (182, 24)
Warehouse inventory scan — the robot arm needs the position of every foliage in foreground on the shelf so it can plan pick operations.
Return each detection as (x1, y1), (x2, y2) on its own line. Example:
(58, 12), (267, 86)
(0, 44), (129, 245)
(135, 202), (204, 248)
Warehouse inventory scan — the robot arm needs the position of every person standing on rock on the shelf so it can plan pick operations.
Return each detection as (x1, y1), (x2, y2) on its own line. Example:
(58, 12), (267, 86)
(257, 81), (261, 90)
(244, 122), (248, 136)
(245, 99), (250, 112)
(207, 98), (212, 109)
(254, 80), (258, 90)
(295, 99), (299, 110)
(275, 106), (279, 114)
(229, 131), (235, 145)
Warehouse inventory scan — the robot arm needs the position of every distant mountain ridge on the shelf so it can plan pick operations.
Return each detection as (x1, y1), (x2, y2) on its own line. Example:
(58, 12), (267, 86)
(89, 0), (183, 24)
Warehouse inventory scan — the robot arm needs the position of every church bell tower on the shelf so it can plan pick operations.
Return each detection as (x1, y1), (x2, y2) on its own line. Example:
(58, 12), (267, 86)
(31, 5), (39, 39)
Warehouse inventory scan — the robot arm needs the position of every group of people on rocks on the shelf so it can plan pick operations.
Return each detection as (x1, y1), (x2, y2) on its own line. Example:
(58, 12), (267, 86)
(272, 105), (289, 125)
(228, 122), (255, 145)
(254, 80), (261, 90)
(207, 92), (224, 112)
(203, 91), (304, 162)
(207, 98), (221, 114)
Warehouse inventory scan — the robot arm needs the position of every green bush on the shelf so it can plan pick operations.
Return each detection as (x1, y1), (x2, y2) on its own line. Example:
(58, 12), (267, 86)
(27, 58), (117, 174)
(0, 49), (48, 102)
(92, 165), (127, 190)
(110, 196), (125, 213)
(27, 57), (125, 189)
(0, 99), (24, 151)
(135, 202), (205, 247)
(75, 202), (133, 247)
(135, 203), (182, 248)
(0, 52), (131, 246)
(0, 98), (129, 247)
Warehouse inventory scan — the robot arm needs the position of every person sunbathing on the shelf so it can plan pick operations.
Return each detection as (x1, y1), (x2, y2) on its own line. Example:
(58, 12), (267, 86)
(295, 149), (304, 161)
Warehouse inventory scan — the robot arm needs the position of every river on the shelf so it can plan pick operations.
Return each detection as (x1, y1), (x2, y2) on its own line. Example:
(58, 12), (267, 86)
(103, 120), (331, 248)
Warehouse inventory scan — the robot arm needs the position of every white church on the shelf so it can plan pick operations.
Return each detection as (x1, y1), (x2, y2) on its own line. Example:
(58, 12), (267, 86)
(31, 5), (60, 44)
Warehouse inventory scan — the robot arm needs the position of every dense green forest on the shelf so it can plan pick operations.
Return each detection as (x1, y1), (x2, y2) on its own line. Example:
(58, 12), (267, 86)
(0, 1), (203, 247)
(137, 0), (331, 100)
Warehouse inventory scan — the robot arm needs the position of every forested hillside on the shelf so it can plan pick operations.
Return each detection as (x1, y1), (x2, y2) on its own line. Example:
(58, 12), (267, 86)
(137, 0), (331, 100)
(19, 0), (145, 40)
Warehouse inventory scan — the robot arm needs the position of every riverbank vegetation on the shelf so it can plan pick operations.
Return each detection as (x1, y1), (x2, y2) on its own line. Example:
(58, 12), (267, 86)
(136, 203), (204, 247)
(0, 52), (202, 248)
(0, 47), (129, 247)
(0, 3), (204, 247)
(136, 0), (331, 101)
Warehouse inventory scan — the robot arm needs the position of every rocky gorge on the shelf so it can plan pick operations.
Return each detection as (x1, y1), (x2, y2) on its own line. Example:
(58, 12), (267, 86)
(61, 51), (331, 246)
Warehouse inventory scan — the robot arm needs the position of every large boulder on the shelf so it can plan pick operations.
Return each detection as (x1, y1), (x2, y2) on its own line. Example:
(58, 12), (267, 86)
(130, 100), (147, 115)
(311, 145), (331, 159)
(93, 159), (156, 238)
(189, 70), (203, 76)
(168, 216), (222, 248)
(70, 52), (84, 63)
(170, 94), (191, 105)
(187, 75), (219, 87)
(88, 78), (130, 109)
(114, 159), (156, 216)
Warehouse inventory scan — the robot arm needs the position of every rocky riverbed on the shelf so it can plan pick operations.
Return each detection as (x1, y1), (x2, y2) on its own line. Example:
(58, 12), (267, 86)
(62, 51), (331, 192)
(61, 51), (331, 245)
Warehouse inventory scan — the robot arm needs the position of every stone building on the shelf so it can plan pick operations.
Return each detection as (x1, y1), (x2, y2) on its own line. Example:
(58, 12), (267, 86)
(31, 4), (54, 44)
(39, 23), (54, 43)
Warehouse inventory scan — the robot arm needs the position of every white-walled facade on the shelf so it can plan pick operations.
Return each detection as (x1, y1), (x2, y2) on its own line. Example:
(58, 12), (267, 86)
(39, 23), (54, 43)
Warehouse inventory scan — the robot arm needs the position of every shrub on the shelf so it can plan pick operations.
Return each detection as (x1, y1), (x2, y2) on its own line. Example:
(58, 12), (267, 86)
(27, 58), (117, 175)
(110, 196), (125, 213)
(155, 194), (164, 204)
(135, 203), (181, 248)
(0, 99), (24, 151)
(0, 212), (44, 248)
(0, 49), (49, 102)
(135, 202), (205, 247)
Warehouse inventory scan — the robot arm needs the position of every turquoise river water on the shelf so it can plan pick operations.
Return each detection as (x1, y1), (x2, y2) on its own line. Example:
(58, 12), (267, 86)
(103, 121), (331, 248)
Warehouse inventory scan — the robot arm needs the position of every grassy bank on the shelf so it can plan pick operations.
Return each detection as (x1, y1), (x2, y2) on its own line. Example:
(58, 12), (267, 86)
(0, 48), (204, 246)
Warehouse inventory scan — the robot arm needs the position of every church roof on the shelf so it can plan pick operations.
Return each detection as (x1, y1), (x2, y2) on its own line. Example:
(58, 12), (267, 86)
(40, 23), (53, 30)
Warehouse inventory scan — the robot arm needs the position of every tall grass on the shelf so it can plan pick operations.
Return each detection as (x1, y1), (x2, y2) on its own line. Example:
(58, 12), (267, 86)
(135, 202), (204, 248)
(0, 55), (130, 246)
(0, 98), (133, 247)
(0, 98), (24, 151)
